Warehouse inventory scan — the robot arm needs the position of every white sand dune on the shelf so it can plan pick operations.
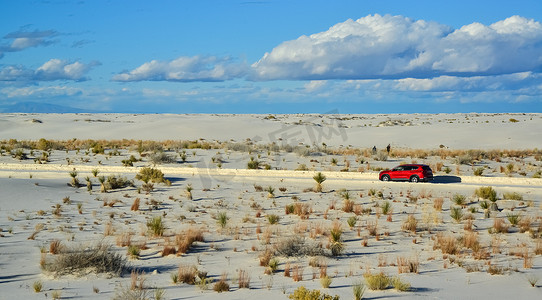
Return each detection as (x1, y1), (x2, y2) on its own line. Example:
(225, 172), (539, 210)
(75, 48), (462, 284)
(1, 113), (541, 300)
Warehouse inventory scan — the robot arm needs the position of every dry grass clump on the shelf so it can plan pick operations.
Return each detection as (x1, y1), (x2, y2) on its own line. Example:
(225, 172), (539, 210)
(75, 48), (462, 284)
(177, 264), (199, 285)
(292, 264), (304, 282)
(213, 273), (230, 292)
(116, 232), (132, 247)
(401, 215), (418, 233)
(49, 239), (63, 254)
(238, 269), (250, 289)
(397, 256), (419, 274)
(492, 218), (509, 233)
(130, 198), (140, 211)
(175, 227), (204, 254)
(286, 202), (311, 219)
(433, 197), (444, 211)
(433, 233), (459, 255)
(42, 243), (127, 276)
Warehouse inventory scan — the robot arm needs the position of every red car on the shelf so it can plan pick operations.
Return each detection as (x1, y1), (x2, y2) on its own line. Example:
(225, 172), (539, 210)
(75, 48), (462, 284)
(379, 164), (433, 182)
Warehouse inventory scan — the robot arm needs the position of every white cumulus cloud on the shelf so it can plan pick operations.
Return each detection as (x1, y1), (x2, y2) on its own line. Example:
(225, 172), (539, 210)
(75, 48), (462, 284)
(0, 59), (100, 82)
(112, 55), (248, 82)
(251, 14), (542, 80)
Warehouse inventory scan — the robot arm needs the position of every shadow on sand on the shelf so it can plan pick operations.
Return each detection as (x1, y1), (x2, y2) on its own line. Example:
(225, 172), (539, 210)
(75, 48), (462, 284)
(432, 175), (461, 184)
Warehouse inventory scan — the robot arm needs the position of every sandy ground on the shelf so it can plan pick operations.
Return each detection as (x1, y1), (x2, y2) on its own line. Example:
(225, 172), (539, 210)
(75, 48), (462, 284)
(0, 113), (541, 300)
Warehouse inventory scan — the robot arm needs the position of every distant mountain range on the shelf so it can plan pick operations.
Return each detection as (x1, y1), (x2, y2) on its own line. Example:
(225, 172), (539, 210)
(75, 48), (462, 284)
(1, 102), (99, 113)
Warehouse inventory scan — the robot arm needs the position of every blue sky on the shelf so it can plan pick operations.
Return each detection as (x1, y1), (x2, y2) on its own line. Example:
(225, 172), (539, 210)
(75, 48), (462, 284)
(1, 0), (541, 113)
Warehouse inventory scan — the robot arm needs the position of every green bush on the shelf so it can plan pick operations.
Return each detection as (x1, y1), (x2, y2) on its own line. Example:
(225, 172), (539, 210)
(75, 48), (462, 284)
(136, 167), (166, 184)
(503, 192), (523, 201)
(474, 186), (497, 202)
(247, 157), (260, 169)
(288, 286), (339, 300)
(364, 272), (391, 290)
(473, 167), (484, 176)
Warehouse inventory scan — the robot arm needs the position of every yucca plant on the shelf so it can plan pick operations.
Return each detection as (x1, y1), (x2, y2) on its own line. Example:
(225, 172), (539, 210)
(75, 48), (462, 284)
(450, 206), (464, 223)
(185, 184), (193, 200)
(69, 170), (79, 188)
(217, 212), (228, 229)
(347, 216), (357, 228)
(506, 213), (521, 226)
(452, 194), (467, 207)
(147, 216), (165, 236)
(381, 201), (392, 215)
(98, 176), (107, 193)
(266, 186), (275, 198)
(313, 172), (326, 192)
(353, 281), (366, 300)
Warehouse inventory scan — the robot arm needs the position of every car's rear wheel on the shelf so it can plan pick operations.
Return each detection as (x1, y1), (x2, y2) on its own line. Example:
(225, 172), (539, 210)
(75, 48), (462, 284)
(410, 175), (419, 183)
(381, 175), (390, 181)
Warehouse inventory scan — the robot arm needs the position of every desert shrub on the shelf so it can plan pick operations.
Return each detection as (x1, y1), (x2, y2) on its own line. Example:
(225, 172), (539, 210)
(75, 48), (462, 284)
(11, 148), (28, 160)
(274, 236), (325, 257)
(147, 216), (165, 236)
(127, 245), (141, 259)
(295, 164), (309, 171)
(374, 150), (388, 161)
(247, 157), (260, 169)
(474, 186), (497, 202)
(105, 175), (133, 190)
(455, 154), (474, 165)
(135, 167), (166, 184)
(473, 167), (484, 176)
(391, 276), (411, 291)
(320, 275), (332, 288)
(503, 192), (523, 201)
(150, 151), (176, 164)
(364, 272), (391, 290)
(267, 214), (280, 225)
(288, 286), (339, 300)
(42, 243), (127, 276)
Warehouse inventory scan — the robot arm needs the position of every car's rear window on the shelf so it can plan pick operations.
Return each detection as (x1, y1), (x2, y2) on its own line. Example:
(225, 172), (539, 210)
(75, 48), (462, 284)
(422, 166), (432, 171)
